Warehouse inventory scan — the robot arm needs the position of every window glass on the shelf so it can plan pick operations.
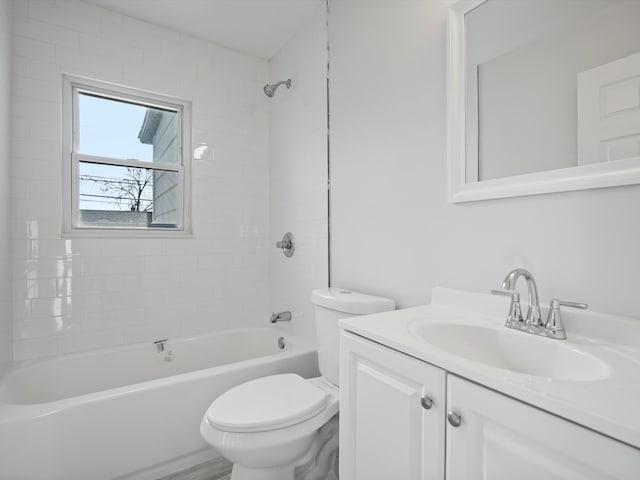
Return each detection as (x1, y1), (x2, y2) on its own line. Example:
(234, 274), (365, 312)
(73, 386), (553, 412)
(78, 162), (178, 228)
(77, 93), (179, 165)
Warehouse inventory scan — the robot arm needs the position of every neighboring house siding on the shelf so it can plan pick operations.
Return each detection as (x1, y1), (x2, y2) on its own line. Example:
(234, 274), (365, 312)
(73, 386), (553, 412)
(152, 112), (178, 225)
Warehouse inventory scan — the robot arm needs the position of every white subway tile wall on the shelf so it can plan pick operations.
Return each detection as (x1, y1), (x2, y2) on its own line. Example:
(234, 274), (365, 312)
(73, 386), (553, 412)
(0, 0), (13, 374)
(268, 6), (329, 341)
(11, 0), (270, 360)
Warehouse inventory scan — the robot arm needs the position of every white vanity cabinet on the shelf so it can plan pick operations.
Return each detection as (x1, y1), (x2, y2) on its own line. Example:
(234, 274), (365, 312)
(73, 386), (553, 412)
(340, 331), (447, 480)
(340, 331), (640, 480)
(446, 375), (640, 480)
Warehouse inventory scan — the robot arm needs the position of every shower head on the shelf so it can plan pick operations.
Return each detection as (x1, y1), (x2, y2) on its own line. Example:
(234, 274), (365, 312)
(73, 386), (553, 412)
(264, 79), (292, 97)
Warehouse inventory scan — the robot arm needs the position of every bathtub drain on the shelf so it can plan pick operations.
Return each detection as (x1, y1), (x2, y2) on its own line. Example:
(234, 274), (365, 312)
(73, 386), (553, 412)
(278, 337), (286, 350)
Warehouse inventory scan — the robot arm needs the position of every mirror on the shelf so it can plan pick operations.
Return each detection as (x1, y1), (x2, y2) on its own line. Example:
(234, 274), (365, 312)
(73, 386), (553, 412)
(448, 0), (640, 203)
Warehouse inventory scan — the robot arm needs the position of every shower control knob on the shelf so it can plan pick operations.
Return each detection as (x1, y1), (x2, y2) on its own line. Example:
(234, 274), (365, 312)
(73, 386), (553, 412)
(447, 411), (462, 427)
(276, 232), (295, 257)
(420, 395), (433, 410)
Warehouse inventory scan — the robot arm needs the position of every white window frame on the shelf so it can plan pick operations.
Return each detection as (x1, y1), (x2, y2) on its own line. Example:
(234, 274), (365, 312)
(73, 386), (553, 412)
(62, 75), (192, 237)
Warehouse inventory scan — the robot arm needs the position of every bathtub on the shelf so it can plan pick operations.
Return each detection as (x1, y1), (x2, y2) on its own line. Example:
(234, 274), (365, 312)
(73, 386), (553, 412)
(0, 327), (318, 480)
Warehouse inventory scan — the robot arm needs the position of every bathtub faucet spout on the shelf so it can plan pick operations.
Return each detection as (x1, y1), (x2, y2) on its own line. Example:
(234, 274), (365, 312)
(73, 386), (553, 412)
(270, 311), (292, 323)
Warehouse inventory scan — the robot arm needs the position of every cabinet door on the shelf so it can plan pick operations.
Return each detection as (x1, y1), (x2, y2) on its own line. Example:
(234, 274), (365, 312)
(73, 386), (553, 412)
(446, 375), (640, 480)
(340, 331), (446, 480)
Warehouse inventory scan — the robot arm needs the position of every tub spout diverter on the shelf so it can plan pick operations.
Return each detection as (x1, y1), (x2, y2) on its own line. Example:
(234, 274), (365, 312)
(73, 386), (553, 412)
(270, 311), (292, 323)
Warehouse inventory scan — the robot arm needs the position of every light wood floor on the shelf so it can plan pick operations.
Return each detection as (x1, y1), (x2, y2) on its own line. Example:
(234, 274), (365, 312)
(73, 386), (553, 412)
(158, 457), (339, 480)
(156, 457), (232, 480)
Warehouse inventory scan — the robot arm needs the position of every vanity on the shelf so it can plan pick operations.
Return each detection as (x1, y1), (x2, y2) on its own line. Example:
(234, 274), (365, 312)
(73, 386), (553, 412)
(338, 287), (640, 479)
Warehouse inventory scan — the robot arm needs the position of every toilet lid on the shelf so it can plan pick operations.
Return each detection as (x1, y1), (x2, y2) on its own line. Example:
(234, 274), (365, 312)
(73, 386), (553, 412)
(206, 374), (328, 433)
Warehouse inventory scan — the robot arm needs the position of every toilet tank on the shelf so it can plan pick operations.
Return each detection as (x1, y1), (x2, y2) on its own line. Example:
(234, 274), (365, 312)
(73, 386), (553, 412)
(311, 288), (395, 386)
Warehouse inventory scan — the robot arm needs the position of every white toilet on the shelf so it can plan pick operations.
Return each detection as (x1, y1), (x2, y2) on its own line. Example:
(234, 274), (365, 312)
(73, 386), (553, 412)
(200, 287), (395, 480)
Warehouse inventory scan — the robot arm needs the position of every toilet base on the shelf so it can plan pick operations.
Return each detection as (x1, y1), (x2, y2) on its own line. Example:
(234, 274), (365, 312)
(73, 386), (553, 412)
(229, 416), (339, 480)
(231, 464), (296, 480)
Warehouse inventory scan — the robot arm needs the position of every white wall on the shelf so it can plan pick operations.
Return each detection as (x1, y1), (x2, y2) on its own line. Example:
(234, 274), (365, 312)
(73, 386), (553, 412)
(11, 0), (270, 360)
(268, 4), (328, 341)
(329, 0), (640, 319)
(0, 0), (14, 374)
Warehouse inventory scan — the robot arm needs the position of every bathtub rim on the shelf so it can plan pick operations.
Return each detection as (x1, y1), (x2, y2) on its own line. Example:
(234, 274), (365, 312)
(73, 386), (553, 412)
(0, 326), (316, 418)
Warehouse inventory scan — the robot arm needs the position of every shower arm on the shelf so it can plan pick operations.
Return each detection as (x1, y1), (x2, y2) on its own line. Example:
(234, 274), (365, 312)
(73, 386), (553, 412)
(271, 80), (290, 89)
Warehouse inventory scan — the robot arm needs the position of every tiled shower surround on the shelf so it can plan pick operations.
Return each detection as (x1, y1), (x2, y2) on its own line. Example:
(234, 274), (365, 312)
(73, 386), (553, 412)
(10, 0), (272, 360)
(268, 7), (329, 341)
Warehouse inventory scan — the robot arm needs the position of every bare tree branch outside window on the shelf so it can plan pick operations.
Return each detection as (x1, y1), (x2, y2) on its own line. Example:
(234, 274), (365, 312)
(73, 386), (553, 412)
(80, 168), (153, 212)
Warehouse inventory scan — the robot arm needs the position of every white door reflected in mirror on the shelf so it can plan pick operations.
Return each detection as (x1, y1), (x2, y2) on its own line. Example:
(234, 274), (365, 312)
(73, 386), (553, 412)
(578, 52), (640, 166)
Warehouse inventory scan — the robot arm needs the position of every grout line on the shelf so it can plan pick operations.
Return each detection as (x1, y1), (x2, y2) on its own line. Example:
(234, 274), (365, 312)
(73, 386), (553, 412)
(326, 0), (332, 288)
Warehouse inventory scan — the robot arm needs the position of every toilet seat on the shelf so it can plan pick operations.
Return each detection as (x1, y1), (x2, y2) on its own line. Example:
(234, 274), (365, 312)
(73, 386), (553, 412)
(206, 374), (329, 433)
(201, 376), (340, 476)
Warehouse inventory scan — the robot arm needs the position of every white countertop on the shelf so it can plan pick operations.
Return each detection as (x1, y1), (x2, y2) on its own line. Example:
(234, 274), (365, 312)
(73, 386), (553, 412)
(339, 287), (640, 449)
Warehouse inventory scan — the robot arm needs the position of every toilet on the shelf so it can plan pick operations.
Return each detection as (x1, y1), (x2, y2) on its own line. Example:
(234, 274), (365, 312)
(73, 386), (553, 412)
(200, 287), (395, 480)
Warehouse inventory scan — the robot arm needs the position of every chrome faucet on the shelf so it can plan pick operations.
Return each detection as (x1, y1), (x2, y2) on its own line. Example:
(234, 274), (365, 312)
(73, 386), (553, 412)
(491, 289), (523, 329)
(544, 298), (588, 340)
(500, 268), (543, 332)
(270, 311), (292, 323)
(493, 268), (588, 340)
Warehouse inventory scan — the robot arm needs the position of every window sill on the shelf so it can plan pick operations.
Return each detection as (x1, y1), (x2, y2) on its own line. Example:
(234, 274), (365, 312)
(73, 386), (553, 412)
(61, 227), (194, 239)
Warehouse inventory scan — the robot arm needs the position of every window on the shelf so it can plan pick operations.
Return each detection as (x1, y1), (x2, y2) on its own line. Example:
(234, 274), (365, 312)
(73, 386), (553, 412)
(62, 75), (191, 234)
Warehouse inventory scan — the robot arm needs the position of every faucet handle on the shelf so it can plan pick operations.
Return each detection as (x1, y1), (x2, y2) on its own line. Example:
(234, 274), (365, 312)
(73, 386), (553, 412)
(491, 290), (523, 329)
(491, 289), (512, 296)
(550, 298), (588, 310)
(544, 298), (588, 339)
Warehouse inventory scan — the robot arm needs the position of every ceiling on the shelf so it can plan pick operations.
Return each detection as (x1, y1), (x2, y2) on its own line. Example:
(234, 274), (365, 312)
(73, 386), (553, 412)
(87, 0), (324, 60)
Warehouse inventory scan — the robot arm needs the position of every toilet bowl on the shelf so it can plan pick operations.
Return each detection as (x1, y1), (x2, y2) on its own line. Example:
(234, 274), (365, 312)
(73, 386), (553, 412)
(200, 375), (339, 480)
(200, 288), (395, 480)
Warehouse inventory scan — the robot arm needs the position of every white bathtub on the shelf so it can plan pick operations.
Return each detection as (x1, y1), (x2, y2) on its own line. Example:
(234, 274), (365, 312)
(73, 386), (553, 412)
(0, 327), (318, 480)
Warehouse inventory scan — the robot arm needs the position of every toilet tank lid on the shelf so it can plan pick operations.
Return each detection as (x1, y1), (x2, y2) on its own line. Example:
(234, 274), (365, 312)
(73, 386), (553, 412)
(311, 288), (395, 315)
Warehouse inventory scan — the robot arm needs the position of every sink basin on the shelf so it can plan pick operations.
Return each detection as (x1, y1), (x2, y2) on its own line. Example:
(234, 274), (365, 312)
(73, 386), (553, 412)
(410, 322), (610, 381)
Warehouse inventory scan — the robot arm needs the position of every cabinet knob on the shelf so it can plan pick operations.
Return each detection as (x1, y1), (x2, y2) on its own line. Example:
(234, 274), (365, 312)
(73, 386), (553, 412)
(420, 395), (433, 410)
(447, 411), (462, 427)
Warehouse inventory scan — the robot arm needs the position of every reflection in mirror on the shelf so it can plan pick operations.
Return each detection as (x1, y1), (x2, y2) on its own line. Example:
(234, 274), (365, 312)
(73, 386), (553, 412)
(448, 0), (640, 203)
(465, 0), (640, 182)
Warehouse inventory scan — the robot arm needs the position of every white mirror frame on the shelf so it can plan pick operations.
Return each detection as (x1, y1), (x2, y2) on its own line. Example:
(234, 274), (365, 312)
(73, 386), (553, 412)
(447, 0), (640, 203)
